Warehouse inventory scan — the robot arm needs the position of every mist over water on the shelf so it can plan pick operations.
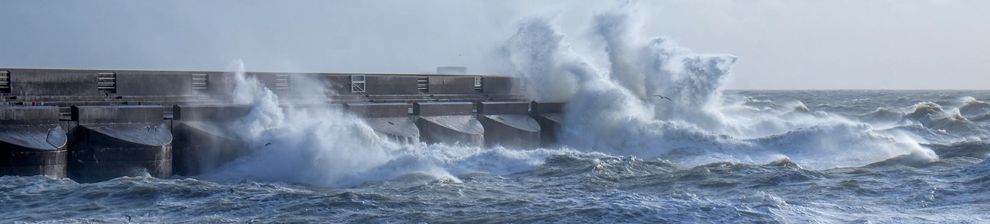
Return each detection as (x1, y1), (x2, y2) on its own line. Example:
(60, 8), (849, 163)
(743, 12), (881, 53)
(4, 8), (990, 224)
(500, 9), (938, 169)
(195, 60), (575, 188)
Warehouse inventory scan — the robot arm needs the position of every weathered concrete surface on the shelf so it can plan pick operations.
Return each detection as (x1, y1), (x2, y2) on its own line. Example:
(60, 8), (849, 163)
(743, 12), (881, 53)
(346, 103), (419, 144)
(366, 117), (420, 144)
(317, 75), (352, 95)
(478, 115), (540, 148)
(72, 105), (166, 123)
(69, 105), (172, 182)
(531, 102), (565, 147)
(0, 106), (68, 177)
(415, 102), (475, 116)
(171, 105), (250, 176)
(4, 69), (100, 96)
(346, 103), (410, 117)
(70, 123), (172, 182)
(480, 77), (520, 96)
(0, 125), (67, 151)
(0, 106), (62, 122)
(478, 101), (529, 114)
(172, 121), (243, 176)
(116, 71), (192, 96)
(366, 76), (419, 95)
(0, 68), (552, 180)
(0, 69), (237, 98)
(427, 76), (476, 94)
(418, 116), (484, 146)
(173, 105), (251, 122)
(415, 102), (483, 146)
(477, 101), (540, 148)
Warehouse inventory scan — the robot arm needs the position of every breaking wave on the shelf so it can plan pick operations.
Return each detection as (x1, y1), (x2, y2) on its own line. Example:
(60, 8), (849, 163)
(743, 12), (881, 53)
(198, 61), (575, 187)
(202, 8), (987, 187)
(498, 8), (962, 169)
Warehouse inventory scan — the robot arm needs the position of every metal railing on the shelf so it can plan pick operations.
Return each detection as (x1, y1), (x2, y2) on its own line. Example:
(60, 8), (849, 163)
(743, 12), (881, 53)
(351, 75), (366, 93)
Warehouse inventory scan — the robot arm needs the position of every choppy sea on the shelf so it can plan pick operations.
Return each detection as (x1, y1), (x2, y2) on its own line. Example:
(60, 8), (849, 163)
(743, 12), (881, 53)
(3, 90), (990, 223)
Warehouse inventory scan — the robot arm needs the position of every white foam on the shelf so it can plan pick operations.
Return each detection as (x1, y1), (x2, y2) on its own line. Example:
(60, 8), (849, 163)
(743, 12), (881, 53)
(203, 61), (572, 187)
(206, 7), (957, 188)
(501, 8), (939, 169)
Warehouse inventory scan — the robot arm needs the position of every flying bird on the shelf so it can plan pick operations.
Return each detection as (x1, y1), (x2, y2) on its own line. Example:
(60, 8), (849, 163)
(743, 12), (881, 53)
(655, 95), (673, 101)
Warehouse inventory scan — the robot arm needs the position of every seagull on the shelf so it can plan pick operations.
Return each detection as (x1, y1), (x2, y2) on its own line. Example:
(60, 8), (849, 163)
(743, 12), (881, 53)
(655, 95), (673, 101)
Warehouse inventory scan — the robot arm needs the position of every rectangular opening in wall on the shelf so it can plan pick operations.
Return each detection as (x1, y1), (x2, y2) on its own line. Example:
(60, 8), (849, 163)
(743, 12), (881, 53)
(0, 71), (9, 93)
(417, 76), (429, 93)
(97, 72), (116, 94)
(274, 74), (290, 92)
(58, 106), (71, 121)
(474, 76), (483, 92)
(191, 73), (208, 92)
(163, 107), (174, 120)
(350, 75), (366, 93)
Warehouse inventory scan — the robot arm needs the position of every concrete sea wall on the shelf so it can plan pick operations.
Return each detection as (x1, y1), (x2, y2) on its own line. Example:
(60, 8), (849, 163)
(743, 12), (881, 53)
(0, 68), (565, 181)
(0, 107), (67, 178)
(478, 101), (541, 149)
(415, 102), (485, 147)
(69, 105), (173, 182)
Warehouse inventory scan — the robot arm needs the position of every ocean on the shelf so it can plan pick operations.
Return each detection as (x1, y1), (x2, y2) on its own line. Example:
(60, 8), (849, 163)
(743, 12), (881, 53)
(5, 7), (990, 223)
(2, 90), (989, 223)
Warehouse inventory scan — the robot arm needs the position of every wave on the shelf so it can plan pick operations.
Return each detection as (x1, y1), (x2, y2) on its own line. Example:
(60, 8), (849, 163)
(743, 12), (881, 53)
(199, 8), (989, 187)
(500, 8), (939, 170)
(924, 141), (990, 162)
(859, 108), (906, 124)
(903, 102), (987, 138)
(972, 114), (990, 122)
(197, 62), (582, 187)
(958, 97), (990, 119)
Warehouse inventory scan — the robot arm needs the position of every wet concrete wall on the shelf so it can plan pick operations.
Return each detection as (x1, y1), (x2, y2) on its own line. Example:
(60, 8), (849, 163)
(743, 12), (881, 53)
(5, 69), (100, 96)
(0, 68), (561, 181)
(480, 77), (519, 96)
(367, 76), (420, 95)
(477, 101), (540, 149)
(171, 105), (251, 176)
(115, 71), (193, 96)
(346, 103), (419, 144)
(531, 102), (565, 147)
(415, 102), (484, 146)
(427, 76), (476, 94)
(0, 68), (519, 101)
(69, 105), (172, 182)
(0, 106), (68, 177)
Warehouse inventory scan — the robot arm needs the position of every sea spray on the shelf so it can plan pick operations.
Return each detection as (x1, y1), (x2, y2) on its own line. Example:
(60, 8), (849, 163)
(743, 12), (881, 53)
(202, 61), (571, 187)
(499, 18), (594, 102)
(199, 61), (391, 186)
(501, 8), (939, 169)
(202, 9), (954, 186)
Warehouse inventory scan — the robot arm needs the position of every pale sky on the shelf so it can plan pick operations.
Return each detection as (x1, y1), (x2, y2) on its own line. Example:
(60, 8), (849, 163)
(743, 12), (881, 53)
(0, 0), (987, 89)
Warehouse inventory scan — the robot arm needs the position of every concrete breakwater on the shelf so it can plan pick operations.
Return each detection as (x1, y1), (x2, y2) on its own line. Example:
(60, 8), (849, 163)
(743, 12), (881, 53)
(0, 68), (564, 181)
